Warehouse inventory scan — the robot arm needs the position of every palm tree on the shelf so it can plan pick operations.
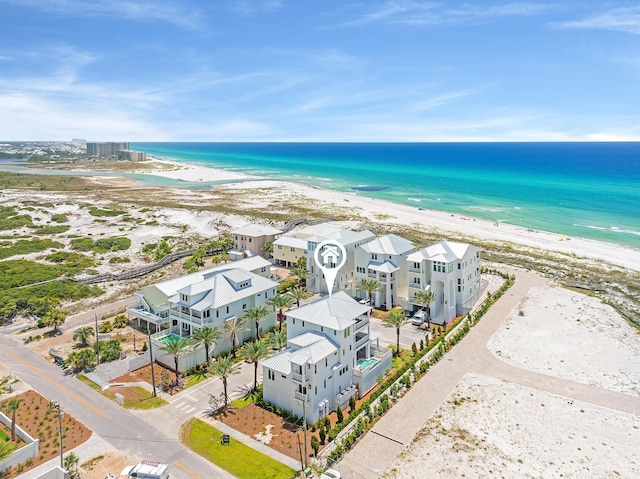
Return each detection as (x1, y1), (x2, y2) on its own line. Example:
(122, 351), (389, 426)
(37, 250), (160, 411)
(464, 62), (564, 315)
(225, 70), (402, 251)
(268, 330), (287, 351)
(73, 326), (94, 346)
(382, 309), (409, 357)
(291, 266), (310, 286)
(242, 339), (269, 392)
(359, 279), (380, 306)
(267, 294), (293, 332)
(159, 336), (191, 386)
(244, 305), (269, 339)
(43, 307), (66, 334)
(66, 348), (97, 371)
(191, 326), (221, 367)
(6, 398), (23, 441)
(0, 440), (16, 462)
(209, 355), (240, 406)
(413, 289), (436, 328)
(288, 286), (310, 308)
(64, 452), (80, 477)
(224, 316), (248, 358)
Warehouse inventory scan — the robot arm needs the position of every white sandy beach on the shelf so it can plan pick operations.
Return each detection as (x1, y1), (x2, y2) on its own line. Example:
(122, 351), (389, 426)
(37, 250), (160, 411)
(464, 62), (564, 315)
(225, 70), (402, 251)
(138, 159), (640, 271)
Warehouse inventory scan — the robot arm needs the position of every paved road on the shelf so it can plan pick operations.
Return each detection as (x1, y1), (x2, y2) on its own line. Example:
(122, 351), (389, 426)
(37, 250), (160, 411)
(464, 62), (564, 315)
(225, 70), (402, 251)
(0, 334), (235, 479)
(337, 268), (640, 479)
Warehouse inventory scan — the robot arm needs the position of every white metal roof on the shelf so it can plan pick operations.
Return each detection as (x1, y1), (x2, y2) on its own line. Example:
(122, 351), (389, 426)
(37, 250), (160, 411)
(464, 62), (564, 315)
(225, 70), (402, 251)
(273, 235), (308, 250)
(290, 337), (338, 365)
(307, 227), (375, 247)
(407, 240), (473, 263)
(285, 291), (369, 330)
(368, 260), (399, 273)
(151, 256), (271, 297)
(262, 349), (294, 375)
(360, 234), (414, 256)
(170, 270), (277, 311)
(232, 224), (283, 236)
(288, 331), (326, 349)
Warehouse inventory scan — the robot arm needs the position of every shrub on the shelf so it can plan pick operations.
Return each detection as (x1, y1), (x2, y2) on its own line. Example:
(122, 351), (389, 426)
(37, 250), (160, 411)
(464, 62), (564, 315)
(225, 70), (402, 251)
(336, 405), (344, 424)
(113, 315), (128, 328)
(98, 321), (113, 333)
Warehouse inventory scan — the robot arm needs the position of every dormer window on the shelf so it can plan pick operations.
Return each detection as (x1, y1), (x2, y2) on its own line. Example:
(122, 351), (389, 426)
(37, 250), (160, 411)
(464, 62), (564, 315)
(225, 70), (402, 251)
(180, 294), (188, 302)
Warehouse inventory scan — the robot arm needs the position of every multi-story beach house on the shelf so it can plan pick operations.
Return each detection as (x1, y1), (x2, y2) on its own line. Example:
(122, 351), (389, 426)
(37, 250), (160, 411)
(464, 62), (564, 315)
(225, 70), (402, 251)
(272, 234), (308, 268)
(261, 291), (392, 424)
(306, 226), (375, 295)
(406, 241), (484, 324)
(126, 257), (277, 371)
(229, 224), (283, 261)
(353, 234), (415, 309)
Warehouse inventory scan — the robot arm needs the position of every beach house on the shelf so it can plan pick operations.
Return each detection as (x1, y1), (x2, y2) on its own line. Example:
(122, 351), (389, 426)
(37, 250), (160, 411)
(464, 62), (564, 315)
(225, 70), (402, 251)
(126, 257), (277, 371)
(272, 234), (308, 267)
(406, 241), (484, 324)
(353, 234), (415, 309)
(262, 291), (392, 424)
(229, 224), (283, 261)
(305, 226), (375, 295)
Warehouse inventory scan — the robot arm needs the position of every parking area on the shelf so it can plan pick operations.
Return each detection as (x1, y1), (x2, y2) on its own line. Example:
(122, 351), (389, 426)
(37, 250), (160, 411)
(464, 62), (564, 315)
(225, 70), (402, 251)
(369, 315), (429, 351)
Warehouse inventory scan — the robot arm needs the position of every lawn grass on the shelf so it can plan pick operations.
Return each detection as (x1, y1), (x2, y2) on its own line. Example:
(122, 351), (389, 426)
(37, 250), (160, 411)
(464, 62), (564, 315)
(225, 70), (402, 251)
(77, 374), (102, 392)
(182, 418), (296, 479)
(78, 375), (167, 409)
(231, 393), (255, 409)
(184, 370), (209, 389)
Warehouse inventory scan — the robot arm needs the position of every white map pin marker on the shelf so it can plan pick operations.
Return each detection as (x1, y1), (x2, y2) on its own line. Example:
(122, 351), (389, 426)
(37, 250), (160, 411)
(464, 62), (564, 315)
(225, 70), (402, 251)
(314, 239), (347, 298)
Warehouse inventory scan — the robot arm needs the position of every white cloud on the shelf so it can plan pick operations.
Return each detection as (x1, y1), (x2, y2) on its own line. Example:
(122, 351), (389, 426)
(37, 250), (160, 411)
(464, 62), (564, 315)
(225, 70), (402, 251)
(1, 0), (206, 29)
(228, 0), (283, 15)
(556, 6), (640, 35)
(336, 1), (559, 28)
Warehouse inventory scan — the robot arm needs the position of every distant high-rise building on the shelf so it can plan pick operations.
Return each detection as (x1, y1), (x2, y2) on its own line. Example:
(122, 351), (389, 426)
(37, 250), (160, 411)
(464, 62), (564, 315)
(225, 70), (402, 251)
(117, 149), (147, 161)
(86, 142), (130, 156)
(71, 138), (87, 146)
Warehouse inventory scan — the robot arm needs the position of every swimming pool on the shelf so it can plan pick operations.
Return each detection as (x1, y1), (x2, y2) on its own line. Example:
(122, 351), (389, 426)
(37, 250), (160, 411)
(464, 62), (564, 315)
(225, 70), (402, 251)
(159, 333), (183, 344)
(357, 358), (379, 371)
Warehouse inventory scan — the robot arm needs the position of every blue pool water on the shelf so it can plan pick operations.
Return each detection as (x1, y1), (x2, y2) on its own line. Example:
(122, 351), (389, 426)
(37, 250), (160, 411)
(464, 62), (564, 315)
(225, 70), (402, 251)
(357, 358), (379, 370)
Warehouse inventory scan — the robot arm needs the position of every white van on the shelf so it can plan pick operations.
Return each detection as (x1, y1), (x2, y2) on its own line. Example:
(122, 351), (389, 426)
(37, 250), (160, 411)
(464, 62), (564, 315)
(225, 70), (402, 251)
(120, 461), (169, 479)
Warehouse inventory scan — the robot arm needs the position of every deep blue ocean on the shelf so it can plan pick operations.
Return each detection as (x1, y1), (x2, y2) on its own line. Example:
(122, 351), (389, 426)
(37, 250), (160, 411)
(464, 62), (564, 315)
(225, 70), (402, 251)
(131, 142), (640, 249)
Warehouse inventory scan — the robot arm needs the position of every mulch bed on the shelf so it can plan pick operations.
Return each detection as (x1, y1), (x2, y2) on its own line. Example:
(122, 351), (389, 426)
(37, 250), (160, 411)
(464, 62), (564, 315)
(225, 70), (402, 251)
(0, 390), (91, 478)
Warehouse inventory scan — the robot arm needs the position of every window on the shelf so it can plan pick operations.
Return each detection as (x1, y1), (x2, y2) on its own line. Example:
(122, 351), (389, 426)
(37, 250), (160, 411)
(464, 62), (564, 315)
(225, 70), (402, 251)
(277, 245), (282, 250)
(413, 277), (421, 285)
(180, 294), (188, 302)
(344, 327), (350, 338)
(268, 370), (275, 380)
(261, 266), (267, 272)
(216, 310), (219, 318)
(458, 263), (461, 269)
(226, 306), (229, 314)
(372, 253), (378, 260)
(242, 304), (247, 310)
(249, 238), (252, 242)
(290, 247), (295, 252)
(204, 310), (210, 318)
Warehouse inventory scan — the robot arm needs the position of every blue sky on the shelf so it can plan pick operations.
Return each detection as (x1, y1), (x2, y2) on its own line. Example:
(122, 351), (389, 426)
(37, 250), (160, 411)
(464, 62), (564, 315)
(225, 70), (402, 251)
(1, 1), (640, 141)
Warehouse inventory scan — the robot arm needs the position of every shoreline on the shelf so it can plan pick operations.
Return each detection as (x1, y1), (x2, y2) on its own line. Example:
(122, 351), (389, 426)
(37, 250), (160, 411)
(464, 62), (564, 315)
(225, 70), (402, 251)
(142, 157), (640, 272)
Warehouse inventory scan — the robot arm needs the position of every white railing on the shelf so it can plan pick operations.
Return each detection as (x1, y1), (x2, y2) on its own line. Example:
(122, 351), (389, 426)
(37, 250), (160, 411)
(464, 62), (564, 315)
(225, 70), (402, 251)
(294, 391), (308, 401)
(355, 334), (369, 350)
(354, 316), (369, 331)
(292, 372), (308, 383)
(408, 267), (421, 273)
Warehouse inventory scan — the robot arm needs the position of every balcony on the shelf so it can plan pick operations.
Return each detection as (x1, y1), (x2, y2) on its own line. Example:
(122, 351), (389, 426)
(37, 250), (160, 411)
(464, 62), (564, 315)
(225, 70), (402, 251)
(354, 315), (369, 331)
(125, 304), (169, 326)
(294, 391), (308, 402)
(335, 385), (357, 409)
(409, 267), (421, 273)
(355, 332), (369, 350)
(408, 283), (423, 290)
(291, 372), (309, 384)
(367, 272), (377, 279)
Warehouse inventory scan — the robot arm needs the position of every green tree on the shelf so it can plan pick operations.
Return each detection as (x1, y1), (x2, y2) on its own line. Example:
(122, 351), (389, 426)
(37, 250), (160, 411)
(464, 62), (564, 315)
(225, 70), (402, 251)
(72, 326), (94, 346)
(358, 279), (380, 305)
(64, 452), (80, 477)
(310, 435), (320, 457)
(263, 241), (273, 253)
(267, 294), (293, 332)
(0, 439), (16, 462)
(319, 427), (326, 445)
(113, 314), (128, 328)
(244, 305), (269, 339)
(191, 326), (222, 367)
(291, 266), (310, 286)
(224, 316), (248, 358)
(413, 289), (436, 328)
(336, 405), (344, 424)
(242, 339), (269, 392)
(159, 336), (191, 387)
(288, 286), (311, 307)
(349, 395), (356, 413)
(67, 348), (97, 371)
(268, 330), (287, 351)
(382, 309), (409, 357)
(42, 307), (66, 334)
(6, 398), (23, 441)
(209, 355), (240, 406)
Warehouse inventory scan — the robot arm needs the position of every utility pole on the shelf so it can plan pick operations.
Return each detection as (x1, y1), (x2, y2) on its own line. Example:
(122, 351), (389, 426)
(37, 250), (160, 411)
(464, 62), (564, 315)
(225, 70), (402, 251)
(94, 314), (100, 365)
(147, 326), (157, 397)
(51, 402), (64, 469)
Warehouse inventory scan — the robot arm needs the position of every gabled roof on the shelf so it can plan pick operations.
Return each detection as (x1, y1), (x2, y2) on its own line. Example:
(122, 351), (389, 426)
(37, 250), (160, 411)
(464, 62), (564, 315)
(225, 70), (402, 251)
(368, 261), (399, 273)
(151, 256), (271, 296)
(288, 331), (327, 349)
(290, 337), (338, 365)
(170, 270), (277, 312)
(407, 240), (474, 263)
(262, 349), (294, 375)
(273, 235), (308, 249)
(262, 334), (338, 372)
(307, 227), (375, 247)
(232, 224), (283, 236)
(360, 234), (414, 256)
(285, 291), (369, 330)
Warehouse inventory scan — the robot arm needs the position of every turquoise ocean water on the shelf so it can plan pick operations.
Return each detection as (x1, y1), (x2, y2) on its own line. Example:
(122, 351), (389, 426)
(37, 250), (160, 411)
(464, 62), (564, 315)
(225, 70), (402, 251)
(132, 142), (640, 249)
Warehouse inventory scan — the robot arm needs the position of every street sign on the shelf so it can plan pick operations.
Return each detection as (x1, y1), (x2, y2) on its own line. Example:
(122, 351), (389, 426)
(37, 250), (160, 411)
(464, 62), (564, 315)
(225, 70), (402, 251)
(221, 434), (230, 445)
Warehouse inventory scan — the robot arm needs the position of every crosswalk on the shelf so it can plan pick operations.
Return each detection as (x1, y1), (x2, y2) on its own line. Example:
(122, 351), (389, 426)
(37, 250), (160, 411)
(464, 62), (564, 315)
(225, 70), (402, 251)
(173, 395), (199, 415)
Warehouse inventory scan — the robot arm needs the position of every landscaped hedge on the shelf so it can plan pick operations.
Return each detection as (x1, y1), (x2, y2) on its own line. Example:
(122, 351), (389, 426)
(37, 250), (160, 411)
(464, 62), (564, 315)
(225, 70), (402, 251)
(324, 271), (515, 463)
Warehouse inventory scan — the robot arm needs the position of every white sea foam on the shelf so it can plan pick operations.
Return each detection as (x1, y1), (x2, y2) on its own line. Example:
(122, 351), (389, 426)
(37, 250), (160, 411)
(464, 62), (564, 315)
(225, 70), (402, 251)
(407, 198), (421, 202)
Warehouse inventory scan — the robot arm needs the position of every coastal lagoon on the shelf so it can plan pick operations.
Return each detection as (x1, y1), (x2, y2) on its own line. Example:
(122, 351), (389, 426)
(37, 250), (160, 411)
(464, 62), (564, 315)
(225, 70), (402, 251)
(133, 142), (640, 248)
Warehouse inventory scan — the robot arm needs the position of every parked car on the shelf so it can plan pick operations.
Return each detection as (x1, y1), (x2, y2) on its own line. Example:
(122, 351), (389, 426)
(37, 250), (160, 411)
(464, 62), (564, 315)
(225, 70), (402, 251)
(320, 469), (342, 479)
(404, 310), (413, 319)
(120, 461), (169, 479)
(358, 298), (371, 305)
(411, 310), (426, 326)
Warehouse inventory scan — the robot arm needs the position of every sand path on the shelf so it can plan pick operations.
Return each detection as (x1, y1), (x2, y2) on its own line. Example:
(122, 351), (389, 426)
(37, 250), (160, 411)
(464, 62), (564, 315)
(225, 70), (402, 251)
(337, 268), (640, 478)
